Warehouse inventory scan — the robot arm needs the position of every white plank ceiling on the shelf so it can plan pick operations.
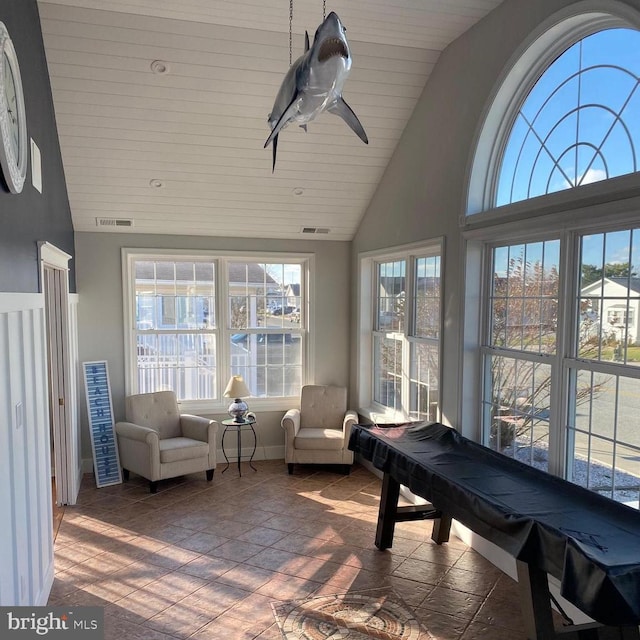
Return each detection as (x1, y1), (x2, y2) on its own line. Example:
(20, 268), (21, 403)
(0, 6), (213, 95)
(37, 0), (503, 241)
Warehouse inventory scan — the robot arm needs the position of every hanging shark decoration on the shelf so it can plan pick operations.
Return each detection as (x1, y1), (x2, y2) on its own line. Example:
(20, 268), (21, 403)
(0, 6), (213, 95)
(264, 11), (368, 171)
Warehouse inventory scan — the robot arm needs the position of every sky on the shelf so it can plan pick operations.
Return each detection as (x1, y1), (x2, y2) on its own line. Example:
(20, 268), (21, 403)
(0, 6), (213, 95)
(492, 27), (640, 275)
(494, 229), (640, 278)
(264, 263), (301, 286)
(496, 27), (640, 207)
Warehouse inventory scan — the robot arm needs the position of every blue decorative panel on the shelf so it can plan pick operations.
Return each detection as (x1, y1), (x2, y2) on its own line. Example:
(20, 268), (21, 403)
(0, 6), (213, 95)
(82, 361), (122, 488)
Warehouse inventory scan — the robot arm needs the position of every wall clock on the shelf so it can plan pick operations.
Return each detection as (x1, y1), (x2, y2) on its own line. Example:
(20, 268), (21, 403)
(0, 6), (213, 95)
(0, 21), (27, 194)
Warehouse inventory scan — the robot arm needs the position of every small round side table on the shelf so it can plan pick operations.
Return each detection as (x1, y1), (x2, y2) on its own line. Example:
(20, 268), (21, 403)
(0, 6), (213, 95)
(221, 417), (257, 476)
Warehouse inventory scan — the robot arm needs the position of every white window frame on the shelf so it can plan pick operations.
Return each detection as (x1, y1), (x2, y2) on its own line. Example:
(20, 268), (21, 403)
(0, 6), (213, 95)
(122, 248), (313, 413)
(358, 239), (443, 423)
(465, 3), (640, 225)
(463, 211), (640, 484)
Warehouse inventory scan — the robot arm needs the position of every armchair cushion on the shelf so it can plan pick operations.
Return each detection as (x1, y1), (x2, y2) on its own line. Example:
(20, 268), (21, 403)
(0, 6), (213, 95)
(159, 437), (209, 463)
(294, 428), (345, 450)
(125, 390), (181, 439)
(300, 385), (348, 430)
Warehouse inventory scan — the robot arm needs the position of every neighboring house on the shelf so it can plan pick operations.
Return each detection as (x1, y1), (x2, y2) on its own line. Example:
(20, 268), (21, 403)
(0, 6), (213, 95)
(284, 283), (300, 309)
(135, 261), (278, 330)
(580, 277), (640, 345)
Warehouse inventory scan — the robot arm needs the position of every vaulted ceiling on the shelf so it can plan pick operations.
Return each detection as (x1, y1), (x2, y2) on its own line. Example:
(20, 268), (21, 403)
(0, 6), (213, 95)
(37, 0), (503, 241)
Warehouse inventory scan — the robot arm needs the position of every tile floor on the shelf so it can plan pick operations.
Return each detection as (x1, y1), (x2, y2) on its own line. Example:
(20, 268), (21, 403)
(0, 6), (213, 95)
(48, 461), (531, 639)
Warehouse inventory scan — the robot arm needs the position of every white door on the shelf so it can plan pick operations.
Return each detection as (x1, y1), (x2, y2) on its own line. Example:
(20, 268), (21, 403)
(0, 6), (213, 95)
(41, 243), (77, 506)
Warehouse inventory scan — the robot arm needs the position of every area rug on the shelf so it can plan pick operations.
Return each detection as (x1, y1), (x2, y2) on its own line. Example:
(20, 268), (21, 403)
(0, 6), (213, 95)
(271, 587), (434, 639)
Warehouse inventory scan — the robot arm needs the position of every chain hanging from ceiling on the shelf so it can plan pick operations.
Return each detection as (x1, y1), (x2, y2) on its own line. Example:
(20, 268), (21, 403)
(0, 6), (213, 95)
(289, 0), (293, 66)
(289, 0), (327, 66)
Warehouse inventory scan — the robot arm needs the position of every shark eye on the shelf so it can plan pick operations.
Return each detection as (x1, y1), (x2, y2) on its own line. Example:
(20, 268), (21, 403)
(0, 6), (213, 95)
(342, 26), (347, 33)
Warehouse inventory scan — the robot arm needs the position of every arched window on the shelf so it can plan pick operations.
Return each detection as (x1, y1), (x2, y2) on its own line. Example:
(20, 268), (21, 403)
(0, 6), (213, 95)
(466, 9), (640, 217)
(497, 28), (640, 206)
(462, 12), (640, 508)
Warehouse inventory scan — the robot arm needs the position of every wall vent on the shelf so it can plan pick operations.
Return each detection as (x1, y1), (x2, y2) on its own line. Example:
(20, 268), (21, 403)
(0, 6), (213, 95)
(301, 227), (330, 234)
(96, 217), (134, 228)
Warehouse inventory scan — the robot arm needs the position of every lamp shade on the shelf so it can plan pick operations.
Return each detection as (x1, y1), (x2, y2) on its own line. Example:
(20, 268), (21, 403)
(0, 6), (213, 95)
(223, 375), (250, 399)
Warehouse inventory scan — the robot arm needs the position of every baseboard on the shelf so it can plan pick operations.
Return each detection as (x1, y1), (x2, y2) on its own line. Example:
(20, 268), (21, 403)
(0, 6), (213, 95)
(218, 444), (285, 462)
(81, 445), (287, 477)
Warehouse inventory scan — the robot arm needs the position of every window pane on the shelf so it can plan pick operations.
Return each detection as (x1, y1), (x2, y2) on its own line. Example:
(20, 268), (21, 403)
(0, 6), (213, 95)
(369, 249), (441, 420)
(578, 228), (640, 364)
(409, 342), (438, 421)
(490, 240), (559, 353)
(134, 259), (217, 400)
(497, 28), (640, 207)
(373, 335), (402, 411)
(137, 332), (216, 400)
(567, 370), (640, 506)
(377, 260), (405, 332)
(231, 333), (301, 398)
(483, 354), (551, 471)
(228, 261), (302, 398)
(414, 256), (441, 338)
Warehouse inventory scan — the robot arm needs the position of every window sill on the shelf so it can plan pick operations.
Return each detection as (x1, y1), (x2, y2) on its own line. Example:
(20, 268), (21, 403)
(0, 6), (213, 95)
(358, 406), (410, 425)
(179, 397), (298, 416)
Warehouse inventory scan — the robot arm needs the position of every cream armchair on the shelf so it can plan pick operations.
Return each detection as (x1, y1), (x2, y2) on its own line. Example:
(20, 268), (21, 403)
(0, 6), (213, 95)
(115, 391), (218, 493)
(281, 385), (357, 474)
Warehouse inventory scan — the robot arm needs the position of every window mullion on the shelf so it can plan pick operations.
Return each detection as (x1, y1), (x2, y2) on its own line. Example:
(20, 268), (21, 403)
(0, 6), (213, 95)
(218, 258), (228, 403)
(548, 232), (575, 477)
(401, 256), (416, 416)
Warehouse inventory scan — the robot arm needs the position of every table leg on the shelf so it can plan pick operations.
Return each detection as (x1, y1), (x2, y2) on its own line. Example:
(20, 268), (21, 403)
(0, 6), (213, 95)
(221, 427), (230, 474)
(375, 472), (400, 550)
(516, 561), (640, 640)
(237, 426), (242, 477)
(516, 560), (556, 640)
(432, 513), (452, 544)
(248, 423), (257, 472)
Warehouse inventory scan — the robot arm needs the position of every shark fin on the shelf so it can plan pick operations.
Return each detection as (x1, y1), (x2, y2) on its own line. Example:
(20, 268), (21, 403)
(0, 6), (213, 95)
(305, 31), (310, 52)
(264, 94), (299, 149)
(271, 134), (278, 172)
(328, 97), (369, 144)
(300, 124), (307, 132)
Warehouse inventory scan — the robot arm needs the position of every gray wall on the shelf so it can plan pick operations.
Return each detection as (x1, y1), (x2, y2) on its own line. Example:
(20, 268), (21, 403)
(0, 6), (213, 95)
(351, 0), (626, 432)
(75, 231), (351, 461)
(0, 0), (75, 292)
(0, 0), (74, 606)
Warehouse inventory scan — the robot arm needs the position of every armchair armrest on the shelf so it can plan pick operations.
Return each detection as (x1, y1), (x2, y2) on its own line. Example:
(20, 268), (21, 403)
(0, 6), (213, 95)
(115, 421), (161, 481)
(281, 408), (301, 438)
(181, 414), (219, 444)
(342, 410), (358, 444)
(115, 421), (159, 445)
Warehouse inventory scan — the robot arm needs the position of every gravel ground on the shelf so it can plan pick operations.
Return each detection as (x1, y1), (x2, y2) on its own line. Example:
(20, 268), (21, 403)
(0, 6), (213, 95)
(506, 440), (640, 508)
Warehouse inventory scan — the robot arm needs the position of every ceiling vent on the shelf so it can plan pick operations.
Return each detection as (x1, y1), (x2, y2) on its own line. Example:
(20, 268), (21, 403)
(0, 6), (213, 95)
(96, 217), (134, 228)
(301, 227), (330, 234)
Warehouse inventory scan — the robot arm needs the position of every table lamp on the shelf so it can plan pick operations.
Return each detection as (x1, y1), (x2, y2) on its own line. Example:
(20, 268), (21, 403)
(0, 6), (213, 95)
(223, 375), (251, 422)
